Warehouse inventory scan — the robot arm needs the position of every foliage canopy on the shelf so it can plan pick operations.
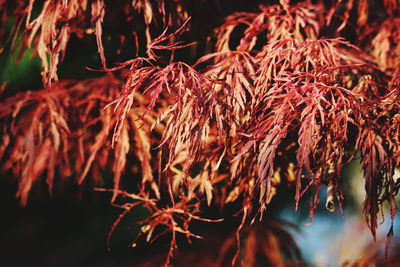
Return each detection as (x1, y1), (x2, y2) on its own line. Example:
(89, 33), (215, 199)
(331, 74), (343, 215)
(1, 0), (400, 265)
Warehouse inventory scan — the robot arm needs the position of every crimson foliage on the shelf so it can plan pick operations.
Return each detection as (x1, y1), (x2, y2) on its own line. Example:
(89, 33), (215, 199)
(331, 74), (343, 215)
(1, 0), (400, 265)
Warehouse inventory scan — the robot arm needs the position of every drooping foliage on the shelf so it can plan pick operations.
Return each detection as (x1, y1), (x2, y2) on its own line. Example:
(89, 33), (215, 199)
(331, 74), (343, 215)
(1, 0), (400, 265)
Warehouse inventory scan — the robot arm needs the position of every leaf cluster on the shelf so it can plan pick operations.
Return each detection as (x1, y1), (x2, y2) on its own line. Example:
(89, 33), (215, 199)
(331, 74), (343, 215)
(1, 0), (400, 265)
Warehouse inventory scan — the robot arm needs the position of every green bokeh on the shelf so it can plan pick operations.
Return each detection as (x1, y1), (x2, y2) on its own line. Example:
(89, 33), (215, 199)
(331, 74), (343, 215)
(0, 45), (42, 89)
